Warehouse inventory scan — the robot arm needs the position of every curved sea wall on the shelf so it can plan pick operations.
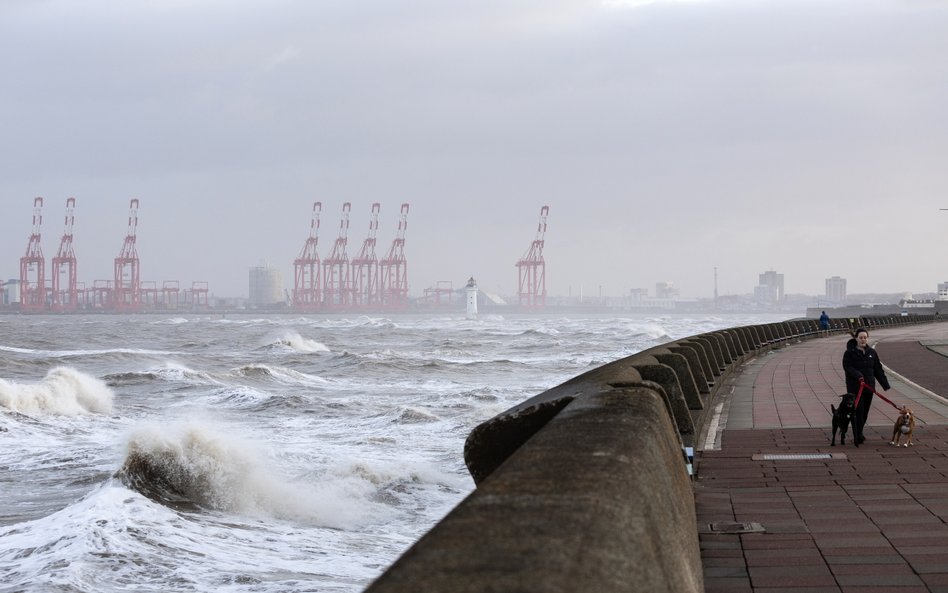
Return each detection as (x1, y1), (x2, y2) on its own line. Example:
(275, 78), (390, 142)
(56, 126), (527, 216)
(363, 314), (939, 593)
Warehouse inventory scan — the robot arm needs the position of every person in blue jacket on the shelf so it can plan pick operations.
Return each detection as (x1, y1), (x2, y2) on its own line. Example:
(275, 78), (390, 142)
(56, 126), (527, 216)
(842, 327), (891, 444)
(819, 311), (830, 330)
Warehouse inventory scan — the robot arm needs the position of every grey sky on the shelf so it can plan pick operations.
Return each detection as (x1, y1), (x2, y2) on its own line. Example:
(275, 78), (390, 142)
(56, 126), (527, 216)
(2, 0), (947, 300)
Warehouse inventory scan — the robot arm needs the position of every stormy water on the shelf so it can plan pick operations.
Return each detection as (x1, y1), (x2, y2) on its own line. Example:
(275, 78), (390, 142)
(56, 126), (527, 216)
(0, 312), (791, 592)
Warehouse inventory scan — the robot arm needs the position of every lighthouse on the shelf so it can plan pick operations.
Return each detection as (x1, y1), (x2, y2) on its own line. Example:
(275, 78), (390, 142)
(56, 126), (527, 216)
(465, 276), (478, 320)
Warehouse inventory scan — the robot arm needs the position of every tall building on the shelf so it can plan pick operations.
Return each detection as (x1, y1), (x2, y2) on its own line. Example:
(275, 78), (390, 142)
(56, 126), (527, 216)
(755, 270), (784, 306)
(248, 264), (284, 306)
(2, 279), (19, 305)
(825, 276), (847, 303)
(938, 282), (948, 300)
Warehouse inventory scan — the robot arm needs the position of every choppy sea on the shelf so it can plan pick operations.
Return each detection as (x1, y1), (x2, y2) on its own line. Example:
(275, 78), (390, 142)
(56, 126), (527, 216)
(0, 312), (792, 592)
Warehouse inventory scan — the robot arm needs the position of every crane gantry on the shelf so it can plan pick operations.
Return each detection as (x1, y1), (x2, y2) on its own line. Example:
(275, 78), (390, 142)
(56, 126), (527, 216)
(322, 202), (352, 309)
(19, 197), (46, 312)
(51, 197), (78, 312)
(351, 203), (381, 309)
(292, 201), (323, 310)
(113, 199), (141, 312)
(379, 203), (410, 310)
(516, 205), (549, 309)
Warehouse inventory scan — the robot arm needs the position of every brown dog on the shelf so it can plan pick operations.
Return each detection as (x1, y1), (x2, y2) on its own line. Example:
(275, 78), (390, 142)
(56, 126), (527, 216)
(890, 406), (915, 447)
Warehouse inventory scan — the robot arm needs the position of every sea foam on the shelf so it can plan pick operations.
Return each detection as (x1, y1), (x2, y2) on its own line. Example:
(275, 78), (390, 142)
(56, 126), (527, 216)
(118, 422), (377, 528)
(268, 331), (330, 353)
(0, 367), (114, 416)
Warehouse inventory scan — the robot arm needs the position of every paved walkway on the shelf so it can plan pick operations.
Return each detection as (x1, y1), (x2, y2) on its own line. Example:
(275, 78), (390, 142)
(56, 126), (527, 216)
(695, 323), (948, 593)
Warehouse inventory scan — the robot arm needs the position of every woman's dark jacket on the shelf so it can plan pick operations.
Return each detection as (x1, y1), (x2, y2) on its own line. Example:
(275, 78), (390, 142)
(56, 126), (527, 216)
(842, 338), (891, 396)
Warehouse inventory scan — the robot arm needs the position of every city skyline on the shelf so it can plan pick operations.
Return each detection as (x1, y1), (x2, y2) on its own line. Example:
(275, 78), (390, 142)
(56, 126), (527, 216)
(3, 215), (939, 305)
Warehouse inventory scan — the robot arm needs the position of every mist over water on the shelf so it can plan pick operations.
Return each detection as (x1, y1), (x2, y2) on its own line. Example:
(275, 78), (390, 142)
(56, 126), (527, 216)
(0, 312), (790, 592)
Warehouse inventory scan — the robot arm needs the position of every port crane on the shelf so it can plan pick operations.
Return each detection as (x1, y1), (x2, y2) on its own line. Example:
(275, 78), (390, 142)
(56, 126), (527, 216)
(379, 203), (410, 309)
(51, 198), (78, 311)
(322, 202), (351, 309)
(516, 205), (549, 308)
(113, 199), (141, 312)
(351, 203), (381, 309)
(292, 201), (323, 310)
(19, 197), (46, 312)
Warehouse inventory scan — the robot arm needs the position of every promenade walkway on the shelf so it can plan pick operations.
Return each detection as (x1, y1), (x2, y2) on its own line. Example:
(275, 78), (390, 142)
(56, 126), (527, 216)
(695, 323), (948, 593)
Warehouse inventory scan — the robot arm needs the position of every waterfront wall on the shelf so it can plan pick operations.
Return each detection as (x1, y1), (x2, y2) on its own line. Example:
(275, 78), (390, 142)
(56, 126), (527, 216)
(363, 314), (941, 593)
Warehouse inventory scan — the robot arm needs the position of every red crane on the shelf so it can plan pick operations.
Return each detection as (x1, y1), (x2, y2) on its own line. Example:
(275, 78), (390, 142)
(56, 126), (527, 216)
(292, 201), (323, 310)
(51, 197), (78, 312)
(516, 205), (549, 308)
(350, 203), (381, 309)
(322, 202), (351, 309)
(19, 197), (46, 312)
(379, 203), (410, 310)
(113, 199), (141, 312)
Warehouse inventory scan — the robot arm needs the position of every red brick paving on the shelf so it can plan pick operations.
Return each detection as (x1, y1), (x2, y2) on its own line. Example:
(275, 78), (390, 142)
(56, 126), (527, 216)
(697, 324), (948, 593)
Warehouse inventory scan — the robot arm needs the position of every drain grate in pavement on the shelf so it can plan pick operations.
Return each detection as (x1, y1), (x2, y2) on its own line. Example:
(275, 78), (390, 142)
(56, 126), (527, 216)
(753, 453), (846, 461)
(705, 521), (766, 534)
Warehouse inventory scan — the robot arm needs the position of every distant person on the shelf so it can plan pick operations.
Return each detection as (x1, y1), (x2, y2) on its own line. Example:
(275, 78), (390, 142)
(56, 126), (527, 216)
(843, 327), (891, 444)
(819, 311), (830, 330)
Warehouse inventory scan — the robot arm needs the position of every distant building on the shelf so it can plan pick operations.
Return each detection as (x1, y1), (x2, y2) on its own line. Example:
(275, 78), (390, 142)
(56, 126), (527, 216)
(938, 282), (948, 301)
(629, 288), (649, 304)
(618, 287), (675, 310)
(248, 264), (284, 307)
(2, 279), (20, 305)
(900, 297), (934, 310)
(655, 282), (679, 300)
(825, 276), (847, 303)
(755, 270), (784, 306)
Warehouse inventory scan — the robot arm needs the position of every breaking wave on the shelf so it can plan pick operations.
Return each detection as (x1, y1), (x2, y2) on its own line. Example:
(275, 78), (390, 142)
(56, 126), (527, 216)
(103, 363), (214, 386)
(232, 364), (327, 386)
(268, 332), (330, 353)
(116, 423), (377, 528)
(0, 366), (114, 416)
(396, 407), (440, 423)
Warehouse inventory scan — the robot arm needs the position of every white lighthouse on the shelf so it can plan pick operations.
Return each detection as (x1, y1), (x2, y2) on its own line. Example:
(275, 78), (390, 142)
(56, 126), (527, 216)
(465, 276), (478, 320)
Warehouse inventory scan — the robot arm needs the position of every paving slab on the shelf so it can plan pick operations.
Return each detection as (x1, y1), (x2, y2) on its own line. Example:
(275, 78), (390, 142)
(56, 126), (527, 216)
(696, 323), (948, 592)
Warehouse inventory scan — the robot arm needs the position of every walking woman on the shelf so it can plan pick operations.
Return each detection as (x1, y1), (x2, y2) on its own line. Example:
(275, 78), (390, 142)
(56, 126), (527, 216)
(843, 327), (891, 444)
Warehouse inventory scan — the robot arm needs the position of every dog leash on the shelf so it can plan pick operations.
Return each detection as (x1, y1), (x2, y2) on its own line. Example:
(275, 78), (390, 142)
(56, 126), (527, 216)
(854, 380), (923, 424)
(853, 381), (900, 410)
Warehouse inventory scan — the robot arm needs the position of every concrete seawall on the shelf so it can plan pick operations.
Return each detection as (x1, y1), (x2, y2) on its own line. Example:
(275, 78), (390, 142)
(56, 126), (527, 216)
(363, 314), (942, 593)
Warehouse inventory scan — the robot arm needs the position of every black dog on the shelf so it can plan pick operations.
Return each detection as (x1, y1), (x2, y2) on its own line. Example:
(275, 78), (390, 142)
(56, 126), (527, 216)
(831, 393), (857, 446)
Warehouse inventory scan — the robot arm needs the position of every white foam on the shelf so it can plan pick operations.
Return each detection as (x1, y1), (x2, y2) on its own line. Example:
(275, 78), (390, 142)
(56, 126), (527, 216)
(152, 317), (190, 325)
(122, 422), (378, 528)
(396, 407), (440, 423)
(0, 344), (38, 354)
(152, 361), (215, 383)
(233, 363), (328, 386)
(332, 456), (469, 492)
(273, 331), (330, 353)
(0, 367), (114, 416)
(638, 322), (672, 340)
(0, 478), (397, 593)
(0, 344), (173, 357)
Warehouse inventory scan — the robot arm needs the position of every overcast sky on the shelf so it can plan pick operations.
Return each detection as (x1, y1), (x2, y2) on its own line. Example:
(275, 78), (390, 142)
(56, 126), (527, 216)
(2, 0), (947, 300)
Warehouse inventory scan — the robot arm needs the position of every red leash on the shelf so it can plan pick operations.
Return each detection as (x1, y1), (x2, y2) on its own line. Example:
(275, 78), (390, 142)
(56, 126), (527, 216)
(851, 380), (924, 429)
(853, 380), (902, 411)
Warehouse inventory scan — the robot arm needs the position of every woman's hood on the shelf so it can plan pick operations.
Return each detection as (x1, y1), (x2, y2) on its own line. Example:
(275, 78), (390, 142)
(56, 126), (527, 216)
(846, 338), (858, 351)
